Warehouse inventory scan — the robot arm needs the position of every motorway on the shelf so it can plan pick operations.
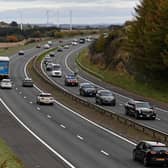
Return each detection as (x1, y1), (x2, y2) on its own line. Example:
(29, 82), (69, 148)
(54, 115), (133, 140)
(0, 39), (161, 168)
(42, 41), (168, 136)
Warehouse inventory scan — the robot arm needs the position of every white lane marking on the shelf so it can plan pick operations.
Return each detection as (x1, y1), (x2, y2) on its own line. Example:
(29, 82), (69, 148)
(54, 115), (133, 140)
(0, 98), (76, 168)
(156, 117), (161, 121)
(16, 88), (18, 90)
(25, 47), (136, 146)
(24, 96), (27, 99)
(19, 91), (22, 94)
(37, 107), (41, 111)
(47, 115), (52, 119)
(30, 101), (33, 104)
(101, 150), (110, 156)
(77, 135), (84, 141)
(60, 124), (66, 129)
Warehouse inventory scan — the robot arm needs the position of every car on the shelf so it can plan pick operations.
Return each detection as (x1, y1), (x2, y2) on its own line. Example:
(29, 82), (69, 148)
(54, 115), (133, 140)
(49, 52), (55, 57)
(64, 74), (78, 86)
(64, 45), (69, 49)
(46, 63), (54, 71)
(22, 78), (33, 87)
(124, 100), (156, 120)
(0, 78), (12, 89)
(95, 89), (116, 106)
(44, 56), (52, 65)
(71, 41), (78, 45)
(36, 44), (41, 48)
(57, 47), (63, 52)
(79, 38), (85, 44)
(36, 92), (54, 105)
(79, 83), (97, 97)
(133, 141), (168, 166)
(44, 44), (50, 49)
(48, 41), (52, 46)
(51, 64), (62, 77)
(18, 50), (24, 55)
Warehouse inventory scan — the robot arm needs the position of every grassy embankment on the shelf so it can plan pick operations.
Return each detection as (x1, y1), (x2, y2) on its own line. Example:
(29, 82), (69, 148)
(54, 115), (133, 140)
(76, 49), (168, 104)
(0, 139), (24, 168)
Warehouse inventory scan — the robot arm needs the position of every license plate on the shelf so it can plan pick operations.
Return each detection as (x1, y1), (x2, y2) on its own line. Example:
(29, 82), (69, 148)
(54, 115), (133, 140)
(156, 158), (165, 161)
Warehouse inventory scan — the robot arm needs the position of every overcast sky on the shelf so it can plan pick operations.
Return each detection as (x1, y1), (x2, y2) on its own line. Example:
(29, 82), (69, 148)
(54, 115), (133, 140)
(0, 0), (140, 24)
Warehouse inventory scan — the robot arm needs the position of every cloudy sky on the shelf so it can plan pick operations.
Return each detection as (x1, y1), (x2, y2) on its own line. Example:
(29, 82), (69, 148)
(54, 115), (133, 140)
(0, 0), (140, 24)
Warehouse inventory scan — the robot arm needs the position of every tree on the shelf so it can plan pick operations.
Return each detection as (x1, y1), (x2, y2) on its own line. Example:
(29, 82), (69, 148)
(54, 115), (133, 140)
(10, 21), (18, 27)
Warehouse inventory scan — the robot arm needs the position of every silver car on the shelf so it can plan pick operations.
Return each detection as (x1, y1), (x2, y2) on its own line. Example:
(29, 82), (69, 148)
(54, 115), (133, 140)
(36, 93), (54, 105)
(0, 79), (12, 89)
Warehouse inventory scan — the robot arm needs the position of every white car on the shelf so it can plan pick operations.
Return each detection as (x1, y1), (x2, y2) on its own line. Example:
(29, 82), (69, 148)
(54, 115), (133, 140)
(44, 44), (50, 49)
(71, 41), (78, 45)
(36, 93), (54, 105)
(64, 45), (69, 49)
(51, 64), (62, 77)
(0, 79), (12, 89)
(18, 50), (24, 55)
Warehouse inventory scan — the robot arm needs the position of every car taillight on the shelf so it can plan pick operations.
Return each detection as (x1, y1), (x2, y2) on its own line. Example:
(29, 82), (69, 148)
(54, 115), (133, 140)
(150, 151), (157, 154)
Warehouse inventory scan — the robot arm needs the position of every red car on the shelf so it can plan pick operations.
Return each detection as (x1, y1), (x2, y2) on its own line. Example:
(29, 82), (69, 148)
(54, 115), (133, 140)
(64, 74), (78, 86)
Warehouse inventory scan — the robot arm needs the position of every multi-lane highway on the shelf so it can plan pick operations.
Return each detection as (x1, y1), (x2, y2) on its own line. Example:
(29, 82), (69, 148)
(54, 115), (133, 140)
(0, 39), (151, 168)
(42, 40), (168, 138)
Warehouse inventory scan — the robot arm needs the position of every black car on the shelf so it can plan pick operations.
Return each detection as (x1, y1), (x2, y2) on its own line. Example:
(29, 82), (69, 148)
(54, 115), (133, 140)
(79, 83), (97, 97)
(95, 89), (116, 106)
(79, 38), (85, 44)
(57, 47), (63, 52)
(133, 141), (168, 166)
(49, 52), (55, 57)
(22, 78), (33, 87)
(124, 100), (156, 120)
(64, 74), (78, 86)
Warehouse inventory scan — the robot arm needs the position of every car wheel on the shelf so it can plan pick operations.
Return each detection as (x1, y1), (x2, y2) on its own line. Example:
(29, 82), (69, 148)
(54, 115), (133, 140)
(111, 101), (116, 106)
(125, 108), (129, 115)
(135, 112), (139, 119)
(143, 157), (149, 167)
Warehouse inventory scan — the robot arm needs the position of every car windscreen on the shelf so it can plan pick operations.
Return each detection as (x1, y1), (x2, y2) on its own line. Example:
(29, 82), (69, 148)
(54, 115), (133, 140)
(151, 146), (168, 151)
(40, 94), (51, 97)
(136, 102), (151, 108)
(67, 75), (76, 79)
(83, 84), (95, 88)
(100, 91), (112, 96)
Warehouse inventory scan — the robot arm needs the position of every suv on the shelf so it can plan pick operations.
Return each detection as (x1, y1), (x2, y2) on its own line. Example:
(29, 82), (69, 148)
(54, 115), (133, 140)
(124, 100), (156, 120)
(51, 64), (62, 77)
(0, 79), (12, 89)
(64, 74), (78, 86)
(95, 89), (116, 106)
(79, 83), (97, 97)
(36, 93), (54, 105)
(133, 141), (168, 166)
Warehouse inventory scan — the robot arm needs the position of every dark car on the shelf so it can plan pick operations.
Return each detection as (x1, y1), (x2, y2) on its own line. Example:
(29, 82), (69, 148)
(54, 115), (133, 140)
(133, 141), (168, 166)
(95, 89), (116, 106)
(57, 47), (63, 52)
(44, 56), (52, 65)
(124, 100), (156, 120)
(79, 38), (85, 44)
(46, 63), (54, 71)
(36, 44), (41, 48)
(22, 78), (33, 87)
(18, 50), (24, 55)
(49, 52), (55, 57)
(79, 83), (97, 97)
(64, 74), (78, 86)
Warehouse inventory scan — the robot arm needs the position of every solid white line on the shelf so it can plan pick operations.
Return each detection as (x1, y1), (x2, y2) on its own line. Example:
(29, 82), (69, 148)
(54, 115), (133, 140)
(24, 53), (76, 168)
(77, 135), (84, 141)
(60, 124), (66, 129)
(0, 98), (76, 168)
(100, 150), (110, 156)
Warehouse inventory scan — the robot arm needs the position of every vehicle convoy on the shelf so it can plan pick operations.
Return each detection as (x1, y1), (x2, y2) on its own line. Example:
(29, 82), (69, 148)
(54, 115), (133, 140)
(124, 100), (156, 120)
(64, 74), (79, 86)
(79, 82), (97, 97)
(0, 78), (12, 89)
(0, 57), (10, 80)
(95, 89), (116, 106)
(36, 92), (54, 105)
(133, 141), (168, 166)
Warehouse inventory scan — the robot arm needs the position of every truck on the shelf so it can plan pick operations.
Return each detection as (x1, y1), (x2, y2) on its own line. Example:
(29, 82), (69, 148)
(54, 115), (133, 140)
(0, 57), (10, 80)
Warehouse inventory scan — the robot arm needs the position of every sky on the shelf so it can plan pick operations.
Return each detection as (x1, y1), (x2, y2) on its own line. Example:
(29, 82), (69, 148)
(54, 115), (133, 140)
(0, 0), (140, 25)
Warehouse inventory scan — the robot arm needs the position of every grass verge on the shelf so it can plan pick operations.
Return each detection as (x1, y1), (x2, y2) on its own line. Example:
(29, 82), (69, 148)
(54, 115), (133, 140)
(76, 49), (168, 104)
(0, 139), (24, 168)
